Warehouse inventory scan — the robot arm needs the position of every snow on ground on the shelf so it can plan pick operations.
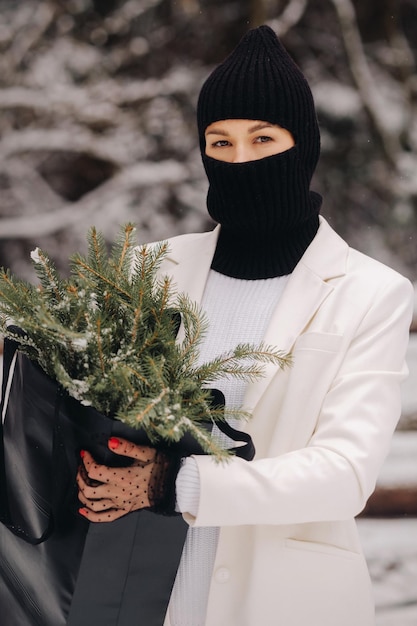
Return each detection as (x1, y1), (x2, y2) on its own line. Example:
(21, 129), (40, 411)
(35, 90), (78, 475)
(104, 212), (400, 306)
(357, 518), (417, 625)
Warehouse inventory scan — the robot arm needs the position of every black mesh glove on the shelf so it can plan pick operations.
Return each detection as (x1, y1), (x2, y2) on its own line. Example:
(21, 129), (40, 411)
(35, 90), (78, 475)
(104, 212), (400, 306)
(77, 443), (182, 521)
(147, 450), (182, 515)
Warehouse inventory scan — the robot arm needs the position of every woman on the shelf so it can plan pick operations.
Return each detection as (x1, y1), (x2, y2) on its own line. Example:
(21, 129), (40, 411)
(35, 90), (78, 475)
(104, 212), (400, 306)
(77, 25), (413, 625)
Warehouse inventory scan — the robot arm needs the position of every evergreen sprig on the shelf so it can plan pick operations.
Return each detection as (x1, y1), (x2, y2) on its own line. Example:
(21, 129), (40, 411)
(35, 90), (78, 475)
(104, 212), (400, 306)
(0, 224), (291, 461)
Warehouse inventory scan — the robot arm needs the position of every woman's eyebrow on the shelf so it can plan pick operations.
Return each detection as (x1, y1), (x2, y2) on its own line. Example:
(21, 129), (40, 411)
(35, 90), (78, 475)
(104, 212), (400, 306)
(205, 128), (229, 136)
(248, 122), (274, 133)
(205, 122), (276, 136)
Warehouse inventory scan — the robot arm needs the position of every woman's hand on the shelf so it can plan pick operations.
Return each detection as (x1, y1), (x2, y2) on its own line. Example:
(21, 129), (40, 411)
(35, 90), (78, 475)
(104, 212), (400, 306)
(76, 437), (173, 523)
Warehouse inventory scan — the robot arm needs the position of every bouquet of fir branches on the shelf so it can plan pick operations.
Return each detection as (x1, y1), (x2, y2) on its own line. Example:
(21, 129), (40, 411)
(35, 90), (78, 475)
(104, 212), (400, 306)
(0, 224), (290, 461)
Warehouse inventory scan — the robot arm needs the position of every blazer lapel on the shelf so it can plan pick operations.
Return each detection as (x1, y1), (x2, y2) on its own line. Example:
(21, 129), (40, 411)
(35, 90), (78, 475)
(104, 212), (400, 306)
(243, 218), (349, 412)
(160, 227), (220, 305)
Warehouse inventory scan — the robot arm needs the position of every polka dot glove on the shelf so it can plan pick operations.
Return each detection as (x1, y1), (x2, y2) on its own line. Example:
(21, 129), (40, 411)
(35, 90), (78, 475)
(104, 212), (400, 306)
(76, 437), (181, 522)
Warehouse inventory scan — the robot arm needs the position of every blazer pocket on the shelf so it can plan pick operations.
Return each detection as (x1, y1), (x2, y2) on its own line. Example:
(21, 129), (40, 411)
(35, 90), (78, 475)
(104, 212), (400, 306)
(293, 331), (343, 353)
(284, 538), (359, 560)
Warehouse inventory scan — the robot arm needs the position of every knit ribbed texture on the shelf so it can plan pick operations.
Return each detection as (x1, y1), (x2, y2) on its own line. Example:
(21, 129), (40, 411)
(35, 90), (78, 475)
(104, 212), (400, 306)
(206, 152), (321, 278)
(197, 25), (320, 180)
(197, 25), (322, 279)
(170, 269), (289, 626)
(175, 458), (200, 518)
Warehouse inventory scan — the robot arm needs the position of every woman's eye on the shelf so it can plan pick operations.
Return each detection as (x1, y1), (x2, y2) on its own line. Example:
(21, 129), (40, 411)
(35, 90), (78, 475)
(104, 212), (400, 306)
(255, 135), (272, 143)
(212, 140), (230, 147)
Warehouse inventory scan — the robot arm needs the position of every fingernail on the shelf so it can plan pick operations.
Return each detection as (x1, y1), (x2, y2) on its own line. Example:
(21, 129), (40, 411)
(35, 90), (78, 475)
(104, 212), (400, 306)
(108, 437), (120, 450)
(79, 507), (88, 517)
(80, 449), (86, 458)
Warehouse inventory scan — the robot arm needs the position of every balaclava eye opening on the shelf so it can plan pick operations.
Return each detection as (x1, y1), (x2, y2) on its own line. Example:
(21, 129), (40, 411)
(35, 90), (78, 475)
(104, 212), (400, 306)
(197, 25), (322, 280)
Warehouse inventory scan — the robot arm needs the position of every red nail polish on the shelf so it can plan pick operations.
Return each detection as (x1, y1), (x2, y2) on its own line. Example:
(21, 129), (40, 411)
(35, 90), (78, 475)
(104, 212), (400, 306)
(80, 449), (86, 458)
(79, 507), (88, 517)
(109, 437), (120, 450)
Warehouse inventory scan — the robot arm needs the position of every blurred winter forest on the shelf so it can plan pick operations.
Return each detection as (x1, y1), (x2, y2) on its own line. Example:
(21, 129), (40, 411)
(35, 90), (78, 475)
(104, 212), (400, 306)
(0, 0), (416, 282)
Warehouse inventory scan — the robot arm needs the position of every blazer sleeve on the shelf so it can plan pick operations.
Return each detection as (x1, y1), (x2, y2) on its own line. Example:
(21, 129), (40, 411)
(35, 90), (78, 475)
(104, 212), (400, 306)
(184, 273), (414, 527)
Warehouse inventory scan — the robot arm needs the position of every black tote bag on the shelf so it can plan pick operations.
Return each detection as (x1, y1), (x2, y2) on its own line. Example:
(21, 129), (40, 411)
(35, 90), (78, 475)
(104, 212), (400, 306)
(0, 339), (89, 625)
(0, 338), (255, 625)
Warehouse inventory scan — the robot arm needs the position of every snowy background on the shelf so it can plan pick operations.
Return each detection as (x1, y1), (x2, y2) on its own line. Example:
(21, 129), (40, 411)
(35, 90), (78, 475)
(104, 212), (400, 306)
(0, 1), (416, 623)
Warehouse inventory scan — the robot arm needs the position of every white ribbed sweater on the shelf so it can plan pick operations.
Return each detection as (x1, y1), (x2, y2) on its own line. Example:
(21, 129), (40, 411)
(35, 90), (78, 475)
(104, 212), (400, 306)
(169, 269), (288, 626)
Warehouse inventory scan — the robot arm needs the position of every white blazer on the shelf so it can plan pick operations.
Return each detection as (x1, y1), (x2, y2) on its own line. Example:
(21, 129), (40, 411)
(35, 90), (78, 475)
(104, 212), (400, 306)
(160, 217), (413, 626)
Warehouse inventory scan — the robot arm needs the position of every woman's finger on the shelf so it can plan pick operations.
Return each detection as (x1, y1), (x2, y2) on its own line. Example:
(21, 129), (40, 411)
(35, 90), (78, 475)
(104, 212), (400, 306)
(79, 506), (125, 523)
(78, 492), (115, 512)
(107, 437), (156, 464)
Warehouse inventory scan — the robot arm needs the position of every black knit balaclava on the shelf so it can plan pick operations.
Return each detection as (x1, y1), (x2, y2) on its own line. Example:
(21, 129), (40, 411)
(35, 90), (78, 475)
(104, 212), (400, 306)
(197, 25), (322, 279)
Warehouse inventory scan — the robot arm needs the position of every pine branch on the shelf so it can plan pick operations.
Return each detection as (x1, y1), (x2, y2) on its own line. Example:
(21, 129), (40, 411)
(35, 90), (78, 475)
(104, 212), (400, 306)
(30, 247), (65, 305)
(0, 224), (292, 460)
(87, 226), (108, 275)
(177, 295), (208, 366)
(113, 223), (136, 278)
(71, 257), (132, 301)
(192, 343), (292, 384)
